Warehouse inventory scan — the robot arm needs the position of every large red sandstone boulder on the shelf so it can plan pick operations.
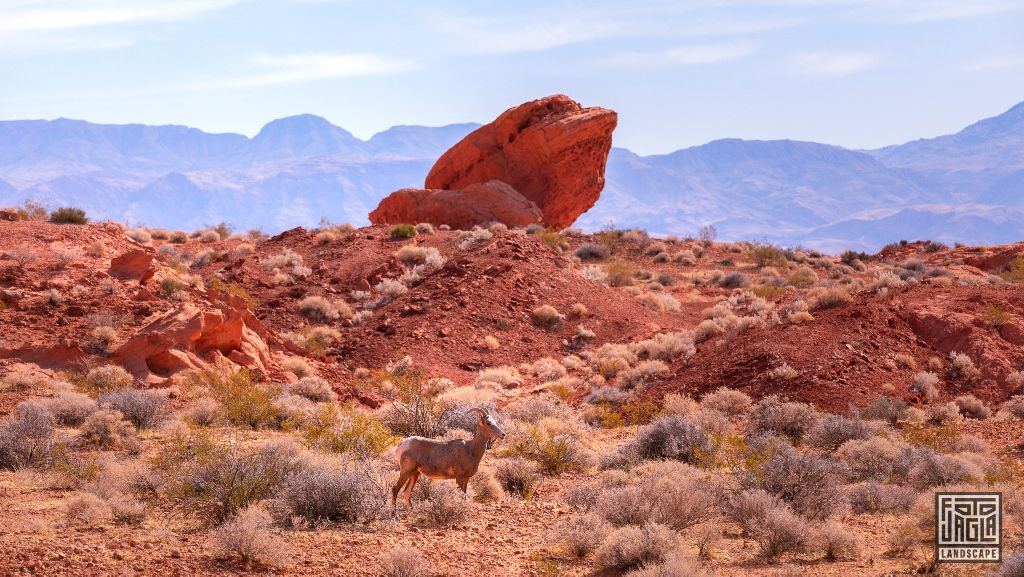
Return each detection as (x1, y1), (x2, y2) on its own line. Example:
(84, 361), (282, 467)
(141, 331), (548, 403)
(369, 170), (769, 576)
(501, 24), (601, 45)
(109, 250), (154, 281)
(425, 94), (616, 229)
(369, 180), (543, 229)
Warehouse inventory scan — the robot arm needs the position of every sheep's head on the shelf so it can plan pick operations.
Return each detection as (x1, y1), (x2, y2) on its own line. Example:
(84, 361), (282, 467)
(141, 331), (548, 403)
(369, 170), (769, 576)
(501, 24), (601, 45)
(469, 407), (506, 441)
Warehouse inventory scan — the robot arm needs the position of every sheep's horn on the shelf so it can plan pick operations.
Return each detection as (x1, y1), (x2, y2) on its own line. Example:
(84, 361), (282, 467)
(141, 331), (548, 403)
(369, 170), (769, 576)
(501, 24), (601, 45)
(467, 407), (487, 418)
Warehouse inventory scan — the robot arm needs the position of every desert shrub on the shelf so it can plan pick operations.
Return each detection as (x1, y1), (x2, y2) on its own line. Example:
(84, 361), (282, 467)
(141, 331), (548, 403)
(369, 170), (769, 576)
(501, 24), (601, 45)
(948, 351), (981, 382)
(768, 363), (799, 381)
(65, 492), (112, 526)
(887, 521), (921, 557)
(494, 457), (540, 499)
(623, 553), (712, 577)
(718, 272), (750, 289)
(804, 411), (872, 452)
(413, 222), (434, 235)
(862, 395), (907, 425)
(834, 436), (908, 482)
(186, 397), (220, 427)
(389, 224), (417, 239)
(282, 357), (314, 379)
(126, 228), (152, 245)
(634, 415), (711, 464)
(379, 547), (430, 577)
(84, 364), (133, 392)
(595, 523), (677, 572)
(818, 521), (862, 560)
(701, 388), (752, 417)
(211, 505), (288, 567)
(288, 376), (336, 402)
(907, 451), (980, 489)
(80, 408), (136, 449)
(911, 371), (940, 400)
(0, 401), (54, 469)
(554, 513), (611, 558)
(693, 319), (724, 343)
(50, 207), (88, 224)
(618, 360), (669, 389)
(580, 264), (609, 285)
(748, 395), (817, 440)
(192, 370), (281, 429)
(469, 470), (503, 503)
(298, 295), (351, 322)
(642, 467), (720, 530)
(531, 304), (564, 329)
(159, 435), (301, 523)
(575, 242), (608, 261)
(954, 394), (991, 419)
(595, 485), (652, 526)
(503, 419), (594, 474)
(631, 332), (695, 362)
(847, 481), (917, 514)
(97, 388), (167, 429)
(754, 505), (811, 559)
(45, 391), (97, 426)
(926, 402), (963, 426)
(748, 443), (846, 519)
(504, 394), (572, 424)
(809, 287), (851, 310)
(751, 244), (787, 268)
(725, 489), (784, 533)
(371, 369), (457, 438)
(416, 482), (470, 527)
(279, 455), (383, 523)
(302, 405), (393, 459)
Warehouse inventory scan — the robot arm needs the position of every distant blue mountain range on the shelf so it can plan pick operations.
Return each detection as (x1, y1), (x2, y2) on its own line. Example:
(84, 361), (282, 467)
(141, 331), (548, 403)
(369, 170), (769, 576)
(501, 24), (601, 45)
(2, 101), (1023, 252)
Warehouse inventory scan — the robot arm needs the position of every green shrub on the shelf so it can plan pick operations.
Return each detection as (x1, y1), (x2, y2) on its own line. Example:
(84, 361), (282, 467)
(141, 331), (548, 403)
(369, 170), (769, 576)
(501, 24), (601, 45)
(49, 207), (88, 224)
(389, 224), (417, 239)
(188, 370), (282, 429)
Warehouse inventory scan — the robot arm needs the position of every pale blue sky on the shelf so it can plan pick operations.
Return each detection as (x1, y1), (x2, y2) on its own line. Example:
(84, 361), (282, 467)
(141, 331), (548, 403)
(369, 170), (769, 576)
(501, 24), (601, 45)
(1, 0), (1022, 154)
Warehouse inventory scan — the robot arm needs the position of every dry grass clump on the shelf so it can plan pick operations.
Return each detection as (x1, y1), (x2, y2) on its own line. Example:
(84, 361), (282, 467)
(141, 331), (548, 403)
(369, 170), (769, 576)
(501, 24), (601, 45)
(911, 371), (940, 400)
(282, 357), (315, 378)
(65, 492), (113, 526)
(818, 522), (863, 560)
(862, 395), (907, 425)
(804, 411), (872, 452)
(185, 397), (221, 426)
(504, 394), (572, 424)
(531, 304), (565, 329)
(494, 457), (540, 499)
(846, 481), (917, 514)
(378, 547), (430, 577)
(808, 286), (852, 310)
(700, 387), (752, 417)
(469, 470), (503, 503)
(84, 364), (133, 392)
(575, 242), (608, 261)
(623, 553), (712, 577)
(287, 376), (337, 402)
(457, 227), (492, 249)
(947, 351), (981, 382)
(954, 394), (991, 419)
(298, 295), (352, 322)
(126, 228), (152, 245)
(553, 513), (611, 558)
(749, 443), (846, 519)
(211, 505), (288, 567)
(594, 523), (677, 572)
(633, 415), (711, 464)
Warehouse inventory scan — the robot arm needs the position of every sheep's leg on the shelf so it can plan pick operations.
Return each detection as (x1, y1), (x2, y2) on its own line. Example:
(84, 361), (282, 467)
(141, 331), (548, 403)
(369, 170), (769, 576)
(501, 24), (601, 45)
(403, 470), (420, 512)
(456, 476), (468, 493)
(391, 469), (412, 517)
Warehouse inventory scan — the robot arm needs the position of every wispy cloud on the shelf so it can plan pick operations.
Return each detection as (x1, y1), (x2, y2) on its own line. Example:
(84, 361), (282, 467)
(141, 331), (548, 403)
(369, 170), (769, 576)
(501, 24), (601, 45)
(434, 17), (622, 54)
(0, 0), (242, 34)
(602, 41), (758, 68)
(964, 56), (1023, 72)
(181, 52), (413, 91)
(793, 51), (880, 76)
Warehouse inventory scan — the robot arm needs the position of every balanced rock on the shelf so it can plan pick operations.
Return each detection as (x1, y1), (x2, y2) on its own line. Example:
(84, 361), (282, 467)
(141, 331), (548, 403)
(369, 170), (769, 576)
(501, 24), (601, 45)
(369, 180), (543, 229)
(425, 94), (617, 229)
(368, 94), (616, 230)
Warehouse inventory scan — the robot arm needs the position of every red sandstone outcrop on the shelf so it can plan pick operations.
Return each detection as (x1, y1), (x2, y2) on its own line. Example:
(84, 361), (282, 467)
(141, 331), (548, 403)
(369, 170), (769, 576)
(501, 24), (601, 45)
(109, 249), (154, 281)
(369, 181), (543, 229)
(368, 94), (616, 229)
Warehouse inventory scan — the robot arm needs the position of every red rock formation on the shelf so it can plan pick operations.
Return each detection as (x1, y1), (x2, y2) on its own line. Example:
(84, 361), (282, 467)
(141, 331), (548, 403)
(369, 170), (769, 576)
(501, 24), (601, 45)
(113, 298), (274, 384)
(369, 180), (543, 229)
(425, 94), (617, 229)
(109, 249), (154, 281)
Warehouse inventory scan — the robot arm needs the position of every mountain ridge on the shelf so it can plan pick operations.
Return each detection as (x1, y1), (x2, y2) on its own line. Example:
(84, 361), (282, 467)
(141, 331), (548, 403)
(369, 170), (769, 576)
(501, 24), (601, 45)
(1, 100), (1022, 251)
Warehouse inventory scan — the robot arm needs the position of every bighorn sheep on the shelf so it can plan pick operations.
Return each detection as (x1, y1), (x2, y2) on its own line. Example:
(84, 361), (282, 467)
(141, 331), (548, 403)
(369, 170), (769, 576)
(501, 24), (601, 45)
(391, 407), (506, 514)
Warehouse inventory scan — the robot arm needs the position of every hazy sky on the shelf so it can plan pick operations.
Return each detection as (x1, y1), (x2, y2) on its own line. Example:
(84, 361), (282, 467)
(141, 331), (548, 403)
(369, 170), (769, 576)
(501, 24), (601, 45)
(1, 0), (1022, 154)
